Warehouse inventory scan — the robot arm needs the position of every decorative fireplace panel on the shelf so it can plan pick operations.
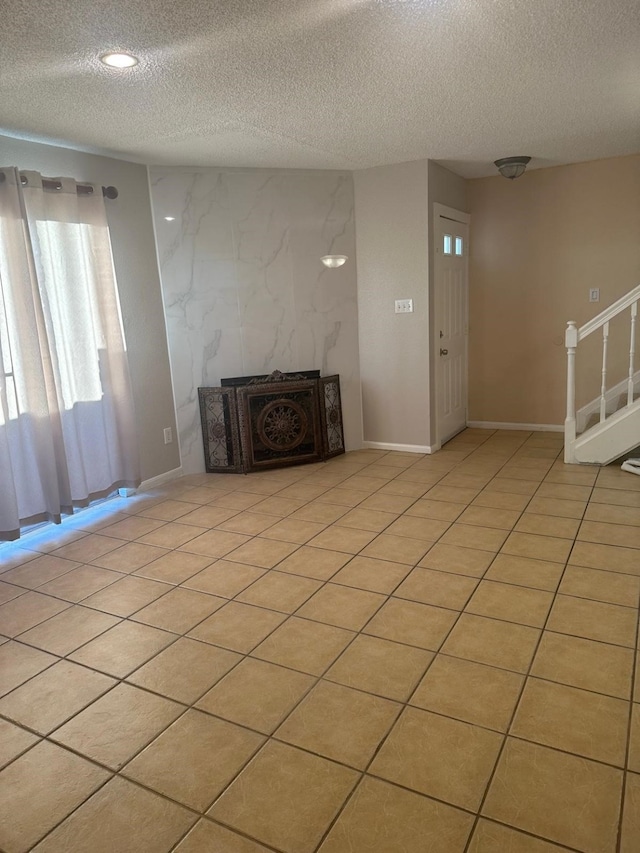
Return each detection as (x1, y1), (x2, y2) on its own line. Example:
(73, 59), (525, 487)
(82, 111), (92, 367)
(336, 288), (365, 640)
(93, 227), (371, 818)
(319, 375), (345, 459)
(198, 371), (344, 473)
(198, 387), (243, 473)
(237, 380), (323, 470)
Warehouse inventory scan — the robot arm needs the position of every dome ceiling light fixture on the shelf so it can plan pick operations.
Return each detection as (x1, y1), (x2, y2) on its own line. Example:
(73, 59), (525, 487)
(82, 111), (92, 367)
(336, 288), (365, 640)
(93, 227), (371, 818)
(321, 255), (348, 268)
(100, 52), (139, 68)
(494, 156), (531, 180)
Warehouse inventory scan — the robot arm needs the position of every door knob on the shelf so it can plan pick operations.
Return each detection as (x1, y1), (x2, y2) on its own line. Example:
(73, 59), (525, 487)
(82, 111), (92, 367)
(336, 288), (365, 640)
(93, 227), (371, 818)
(440, 348), (448, 356)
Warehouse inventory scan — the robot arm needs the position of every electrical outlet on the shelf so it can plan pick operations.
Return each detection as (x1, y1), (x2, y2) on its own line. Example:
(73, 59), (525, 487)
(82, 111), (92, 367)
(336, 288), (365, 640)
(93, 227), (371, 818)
(395, 299), (413, 314)
(589, 288), (600, 303)
(163, 427), (173, 444)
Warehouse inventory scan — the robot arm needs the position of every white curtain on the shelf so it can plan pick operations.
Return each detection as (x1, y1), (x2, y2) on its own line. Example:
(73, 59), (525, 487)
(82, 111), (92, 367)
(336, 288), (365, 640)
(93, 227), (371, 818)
(0, 167), (140, 541)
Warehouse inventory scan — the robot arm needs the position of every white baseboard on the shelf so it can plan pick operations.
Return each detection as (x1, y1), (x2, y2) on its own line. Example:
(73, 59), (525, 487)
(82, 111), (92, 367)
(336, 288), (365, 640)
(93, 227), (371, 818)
(137, 466), (184, 492)
(466, 421), (564, 432)
(363, 441), (438, 454)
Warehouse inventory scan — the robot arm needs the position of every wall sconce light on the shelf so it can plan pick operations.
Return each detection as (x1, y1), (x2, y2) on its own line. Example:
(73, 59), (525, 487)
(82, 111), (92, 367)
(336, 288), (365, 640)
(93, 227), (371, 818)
(321, 255), (348, 268)
(494, 156), (531, 180)
(100, 52), (139, 68)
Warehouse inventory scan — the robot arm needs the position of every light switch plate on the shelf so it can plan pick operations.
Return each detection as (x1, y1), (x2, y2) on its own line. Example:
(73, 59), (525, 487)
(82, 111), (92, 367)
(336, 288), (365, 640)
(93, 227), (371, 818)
(395, 299), (413, 313)
(589, 288), (600, 303)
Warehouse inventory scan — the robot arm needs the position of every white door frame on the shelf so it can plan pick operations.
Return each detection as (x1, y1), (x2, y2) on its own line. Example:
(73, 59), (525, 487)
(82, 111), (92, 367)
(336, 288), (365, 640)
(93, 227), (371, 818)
(432, 203), (471, 449)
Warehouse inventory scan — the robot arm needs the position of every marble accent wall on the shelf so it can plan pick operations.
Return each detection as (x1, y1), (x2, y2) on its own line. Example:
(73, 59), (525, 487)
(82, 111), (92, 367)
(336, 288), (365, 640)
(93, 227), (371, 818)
(149, 167), (362, 474)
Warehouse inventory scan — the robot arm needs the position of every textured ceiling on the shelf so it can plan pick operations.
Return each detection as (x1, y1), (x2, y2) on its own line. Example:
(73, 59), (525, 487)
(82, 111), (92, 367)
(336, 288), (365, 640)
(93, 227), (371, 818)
(1, 0), (639, 177)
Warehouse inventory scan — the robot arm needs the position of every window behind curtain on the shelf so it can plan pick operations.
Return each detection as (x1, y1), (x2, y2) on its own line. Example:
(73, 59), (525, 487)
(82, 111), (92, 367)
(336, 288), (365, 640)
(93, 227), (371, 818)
(0, 168), (140, 541)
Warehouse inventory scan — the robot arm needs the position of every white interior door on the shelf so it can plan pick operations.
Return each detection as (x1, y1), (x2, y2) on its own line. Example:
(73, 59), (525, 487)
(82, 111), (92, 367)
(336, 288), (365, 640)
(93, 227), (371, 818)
(435, 211), (469, 444)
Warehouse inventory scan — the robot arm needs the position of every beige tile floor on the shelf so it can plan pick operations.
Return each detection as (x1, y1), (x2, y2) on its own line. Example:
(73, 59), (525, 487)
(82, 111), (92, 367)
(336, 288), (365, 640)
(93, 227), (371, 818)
(1, 428), (639, 852)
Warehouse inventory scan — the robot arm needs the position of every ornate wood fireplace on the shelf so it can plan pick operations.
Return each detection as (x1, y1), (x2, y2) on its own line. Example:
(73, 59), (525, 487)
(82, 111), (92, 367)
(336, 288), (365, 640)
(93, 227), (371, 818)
(198, 370), (345, 474)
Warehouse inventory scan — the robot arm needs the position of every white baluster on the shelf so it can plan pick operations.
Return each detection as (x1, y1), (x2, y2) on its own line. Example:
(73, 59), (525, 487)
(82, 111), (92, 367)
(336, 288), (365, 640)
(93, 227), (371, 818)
(565, 321), (578, 463)
(600, 321), (609, 422)
(628, 301), (637, 406)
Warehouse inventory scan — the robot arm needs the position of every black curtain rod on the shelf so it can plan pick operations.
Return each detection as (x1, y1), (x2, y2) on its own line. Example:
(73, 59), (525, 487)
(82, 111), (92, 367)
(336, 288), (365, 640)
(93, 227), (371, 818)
(0, 170), (118, 199)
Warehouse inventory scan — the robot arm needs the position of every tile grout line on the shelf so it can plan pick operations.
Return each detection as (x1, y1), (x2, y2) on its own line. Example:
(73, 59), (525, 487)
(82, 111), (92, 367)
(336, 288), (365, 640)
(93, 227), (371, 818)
(616, 586), (640, 852)
(308, 435), (562, 850)
(2, 435), (638, 852)
(108, 441), (504, 849)
(23, 771), (117, 853)
(307, 437), (537, 848)
(0, 446), (591, 720)
(461, 457), (604, 853)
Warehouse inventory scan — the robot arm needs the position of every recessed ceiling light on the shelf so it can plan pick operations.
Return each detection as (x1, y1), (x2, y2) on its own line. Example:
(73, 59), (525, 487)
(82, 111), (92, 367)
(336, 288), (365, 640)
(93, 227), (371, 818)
(100, 52), (139, 68)
(164, 216), (176, 221)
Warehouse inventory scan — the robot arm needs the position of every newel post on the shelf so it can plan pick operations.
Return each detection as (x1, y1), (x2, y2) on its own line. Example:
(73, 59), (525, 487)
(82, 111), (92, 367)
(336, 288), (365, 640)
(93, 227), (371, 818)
(564, 321), (578, 463)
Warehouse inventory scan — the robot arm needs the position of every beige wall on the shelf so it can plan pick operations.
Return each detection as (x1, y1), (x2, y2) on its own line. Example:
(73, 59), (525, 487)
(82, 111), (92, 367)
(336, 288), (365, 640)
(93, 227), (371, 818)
(468, 154), (640, 425)
(428, 160), (468, 216)
(0, 135), (180, 481)
(354, 160), (431, 447)
(354, 159), (467, 448)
